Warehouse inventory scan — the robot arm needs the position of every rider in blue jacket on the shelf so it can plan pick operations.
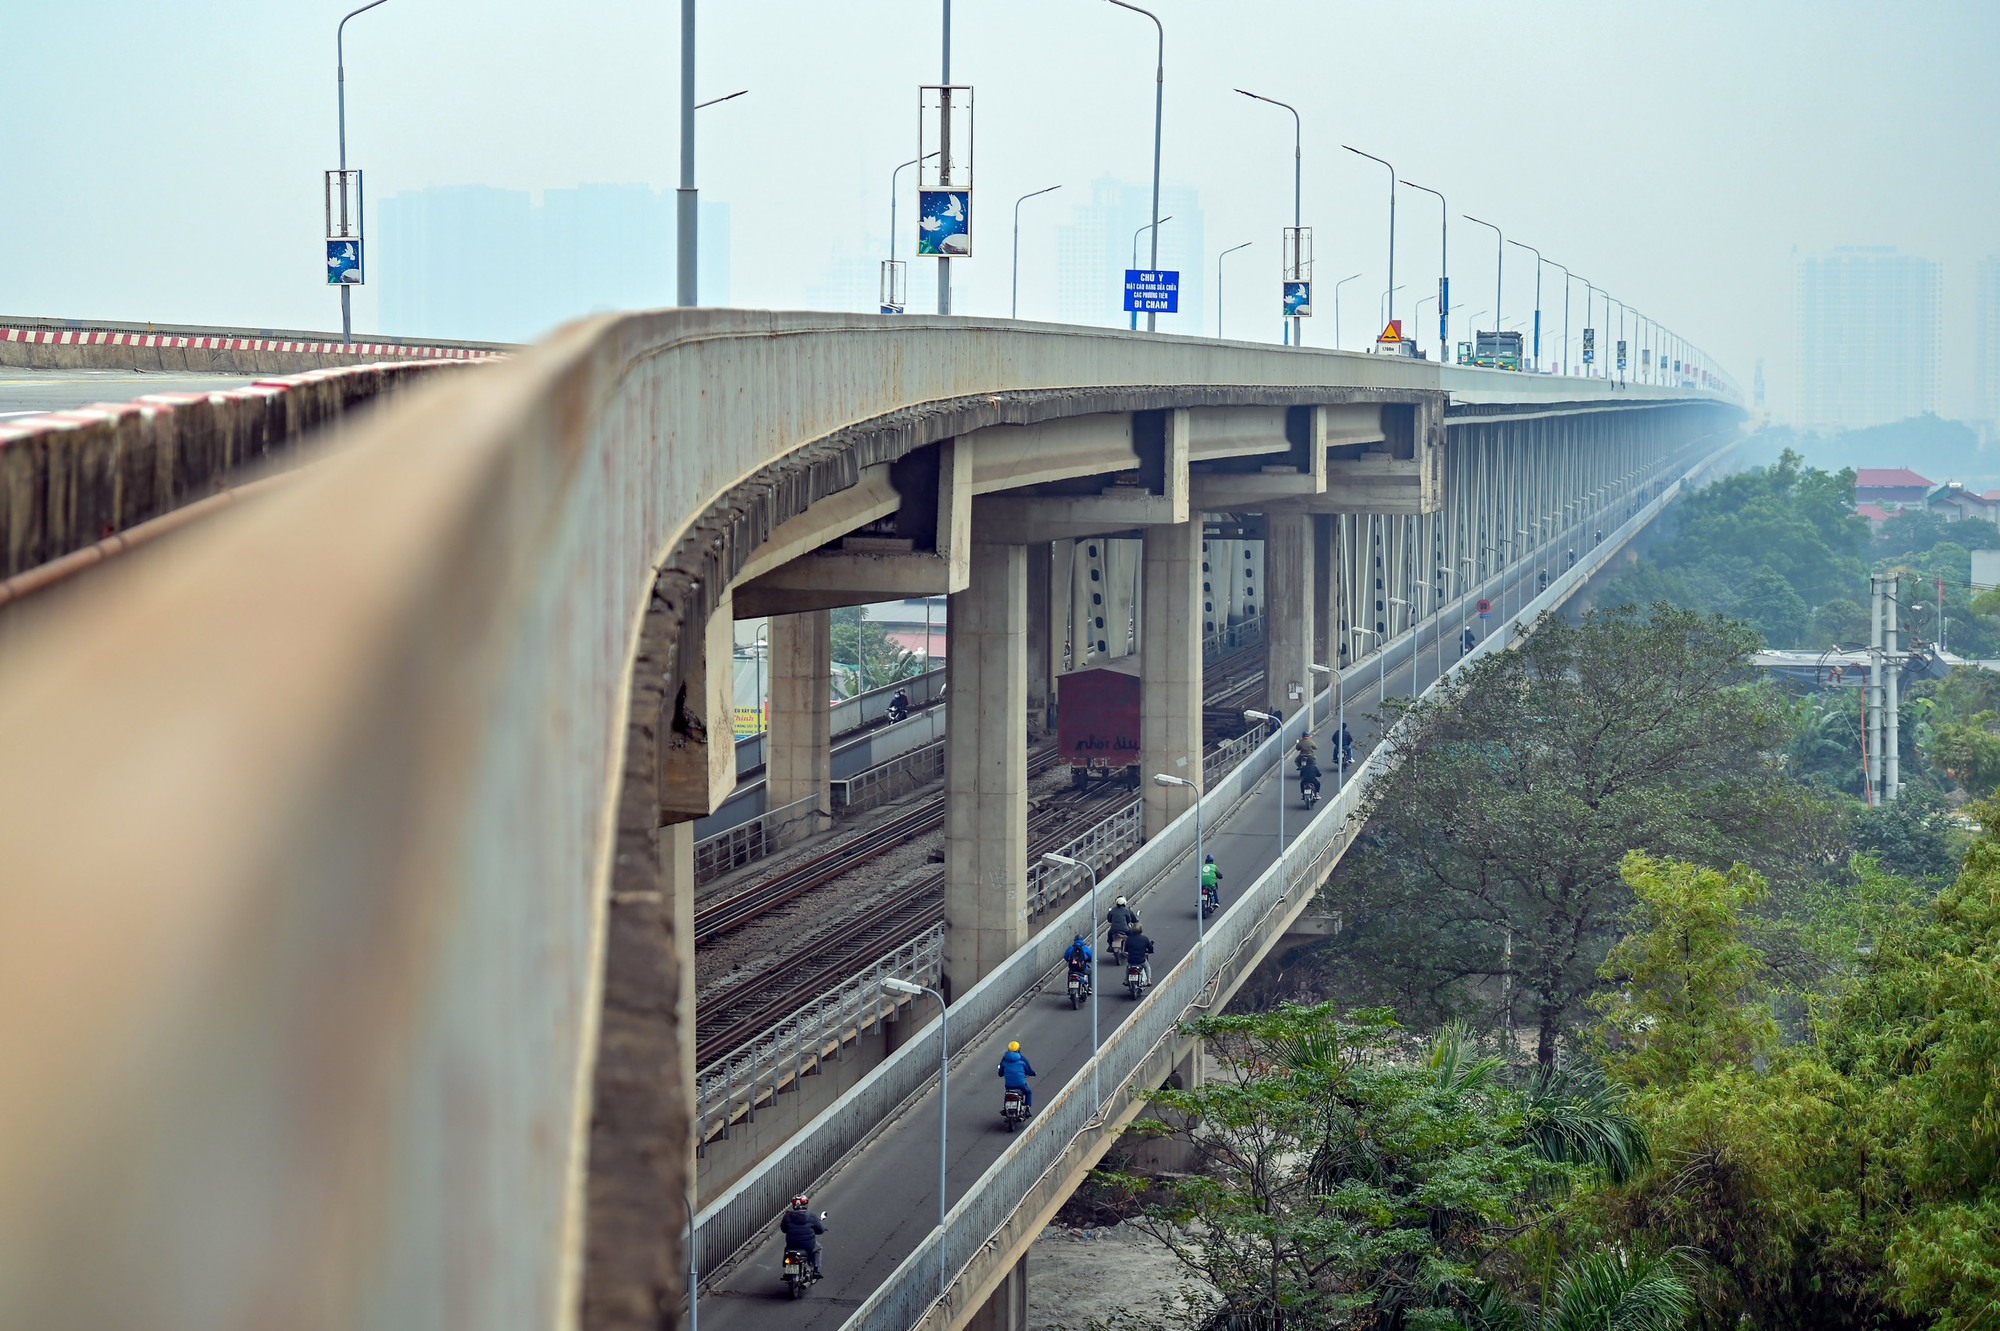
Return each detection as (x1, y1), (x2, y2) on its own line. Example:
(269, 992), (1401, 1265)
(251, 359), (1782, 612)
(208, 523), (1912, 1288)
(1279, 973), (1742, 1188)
(998, 1041), (1037, 1111)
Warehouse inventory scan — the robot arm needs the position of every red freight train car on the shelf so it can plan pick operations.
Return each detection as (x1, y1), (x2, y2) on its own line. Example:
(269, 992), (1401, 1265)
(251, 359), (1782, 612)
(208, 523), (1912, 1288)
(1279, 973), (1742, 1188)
(1055, 658), (1142, 789)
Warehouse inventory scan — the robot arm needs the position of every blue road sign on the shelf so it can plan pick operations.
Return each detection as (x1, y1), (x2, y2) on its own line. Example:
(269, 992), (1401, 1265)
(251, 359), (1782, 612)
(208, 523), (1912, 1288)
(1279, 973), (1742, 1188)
(916, 189), (972, 256)
(1124, 269), (1180, 314)
(325, 239), (363, 286)
(1617, 339), (1628, 370)
(1283, 281), (1312, 318)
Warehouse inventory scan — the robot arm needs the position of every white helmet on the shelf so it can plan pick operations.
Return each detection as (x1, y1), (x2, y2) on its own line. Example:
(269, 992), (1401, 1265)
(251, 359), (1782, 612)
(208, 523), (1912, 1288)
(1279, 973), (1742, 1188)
(1115, 896), (1128, 906)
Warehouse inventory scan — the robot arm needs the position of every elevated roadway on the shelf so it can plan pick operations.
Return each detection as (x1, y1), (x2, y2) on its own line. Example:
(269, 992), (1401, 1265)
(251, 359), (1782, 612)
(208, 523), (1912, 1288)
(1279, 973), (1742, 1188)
(693, 436), (1731, 1329)
(0, 307), (1736, 1331)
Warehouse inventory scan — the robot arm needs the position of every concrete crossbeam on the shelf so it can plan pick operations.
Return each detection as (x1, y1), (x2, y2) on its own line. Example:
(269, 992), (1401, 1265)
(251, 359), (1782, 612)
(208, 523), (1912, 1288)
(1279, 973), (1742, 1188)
(659, 589), (736, 820)
(944, 542), (1029, 999)
(1140, 520), (1202, 836)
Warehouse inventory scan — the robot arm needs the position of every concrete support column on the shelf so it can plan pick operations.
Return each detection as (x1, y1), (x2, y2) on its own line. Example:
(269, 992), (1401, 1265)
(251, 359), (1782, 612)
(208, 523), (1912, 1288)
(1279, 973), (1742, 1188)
(964, 1254), (1030, 1331)
(1263, 512), (1313, 717)
(1026, 541), (1053, 739)
(767, 610), (832, 841)
(1312, 513), (1335, 678)
(1141, 519), (1203, 836)
(944, 542), (1028, 999)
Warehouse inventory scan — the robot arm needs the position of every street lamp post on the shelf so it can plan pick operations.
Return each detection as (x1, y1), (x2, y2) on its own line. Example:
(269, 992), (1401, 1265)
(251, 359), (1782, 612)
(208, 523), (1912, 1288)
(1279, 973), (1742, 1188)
(1129, 216), (1175, 331)
(1152, 773), (1204, 965)
(1106, 0), (1166, 332)
(1385, 597), (1412, 703)
(1549, 261), (1574, 374)
(1011, 184), (1062, 319)
(937, 0), (953, 315)
(1309, 661), (1333, 731)
(1042, 852), (1101, 1107)
(1236, 89), (1302, 347)
(1345, 627), (1379, 778)
(335, 0), (393, 346)
(1463, 215), (1502, 357)
(677, 85), (748, 308)
(1401, 180), (1447, 364)
(1245, 709), (1285, 880)
(1504, 239), (1542, 370)
(1216, 241), (1253, 338)
(1332, 272), (1362, 350)
(887, 151), (942, 312)
(881, 977), (949, 1299)
(1343, 146), (1397, 336)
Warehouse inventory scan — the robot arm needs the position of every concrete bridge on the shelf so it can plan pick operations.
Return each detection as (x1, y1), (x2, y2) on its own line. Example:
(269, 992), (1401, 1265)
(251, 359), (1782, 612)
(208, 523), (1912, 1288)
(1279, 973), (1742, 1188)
(0, 310), (1737, 1331)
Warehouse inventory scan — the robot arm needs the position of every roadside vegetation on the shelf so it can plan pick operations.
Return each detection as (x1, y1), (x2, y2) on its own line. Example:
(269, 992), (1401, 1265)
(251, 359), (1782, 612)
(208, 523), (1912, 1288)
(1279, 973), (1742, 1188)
(1059, 432), (2000, 1329)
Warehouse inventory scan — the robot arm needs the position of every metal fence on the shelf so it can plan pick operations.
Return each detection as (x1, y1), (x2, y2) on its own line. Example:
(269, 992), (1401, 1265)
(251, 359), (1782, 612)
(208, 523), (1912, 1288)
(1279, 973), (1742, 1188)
(1026, 799), (1144, 917)
(1202, 726), (1265, 787)
(1203, 612), (1264, 659)
(692, 794), (823, 885)
(694, 926), (944, 1149)
(832, 739), (947, 814)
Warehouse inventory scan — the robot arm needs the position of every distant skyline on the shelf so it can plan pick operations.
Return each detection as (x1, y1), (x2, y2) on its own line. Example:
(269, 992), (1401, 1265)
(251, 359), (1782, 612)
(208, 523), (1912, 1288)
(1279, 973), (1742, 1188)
(4, 1), (1997, 416)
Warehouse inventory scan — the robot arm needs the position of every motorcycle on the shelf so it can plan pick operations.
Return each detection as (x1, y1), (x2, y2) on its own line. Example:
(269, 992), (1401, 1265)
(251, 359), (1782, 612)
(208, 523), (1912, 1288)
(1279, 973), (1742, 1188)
(1002, 1085), (1030, 1132)
(1200, 886), (1219, 918)
(1066, 966), (1092, 1009)
(1106, 928), (1131, 964)
(885, 695), (910, 723)
(1301, 777), (1320, 810)
(1125, 962), (1149, 1001)
(781, 1246), (821, 1300)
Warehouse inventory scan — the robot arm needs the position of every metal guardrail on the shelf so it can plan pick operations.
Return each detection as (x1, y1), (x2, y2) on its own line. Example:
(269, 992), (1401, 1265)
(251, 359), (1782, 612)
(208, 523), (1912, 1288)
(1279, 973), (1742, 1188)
(695, 927), (943, 1148)
(1203, 613), (1264, 659)
(1202, 726), (1265, 787)
(693, 794), (823, 885)
(832, 739), (946, 814)
(1026, 800), (1144, 916)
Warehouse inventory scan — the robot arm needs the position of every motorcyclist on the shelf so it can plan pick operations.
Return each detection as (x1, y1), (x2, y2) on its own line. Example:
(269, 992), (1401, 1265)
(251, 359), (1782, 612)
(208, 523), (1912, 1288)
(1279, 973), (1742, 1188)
(1123, 922), (1156, 984)
(998, 1040), (1037, 1112)
(887, 687), (911, 722)
(1200, 855), (1222, 909)
(1460, 627), (1476, 657)
(1336, 722), (1355, 767)
(1064, 934), (1094, 991)
(780, 1194), (827, 1278)
(1293, 732), (1318, 769)
(1106, 897), (1139, 957)
(1298, 755), (1322, 800)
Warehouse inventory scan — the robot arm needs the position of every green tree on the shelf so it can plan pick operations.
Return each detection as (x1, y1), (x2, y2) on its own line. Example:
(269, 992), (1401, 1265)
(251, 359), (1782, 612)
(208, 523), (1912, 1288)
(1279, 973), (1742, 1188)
(1334, 604), (1816, 1064)
(1592, 854), (1777, 1090)
(1594, 839), (2000, 1329)
(828, 605), (920, 696)
(1098, 1006), (1687, 1331)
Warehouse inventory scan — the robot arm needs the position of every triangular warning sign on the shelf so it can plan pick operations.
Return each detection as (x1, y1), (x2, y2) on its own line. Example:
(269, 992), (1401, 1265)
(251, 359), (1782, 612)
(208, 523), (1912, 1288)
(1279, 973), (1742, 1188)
(1376, 319), (1403, 343)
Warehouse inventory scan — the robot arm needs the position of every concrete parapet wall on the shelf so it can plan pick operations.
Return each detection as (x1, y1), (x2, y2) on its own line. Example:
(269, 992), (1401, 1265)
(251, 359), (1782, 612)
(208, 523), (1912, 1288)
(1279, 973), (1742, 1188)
(0, 321), (503, 374)
(0, 359), (485, 578)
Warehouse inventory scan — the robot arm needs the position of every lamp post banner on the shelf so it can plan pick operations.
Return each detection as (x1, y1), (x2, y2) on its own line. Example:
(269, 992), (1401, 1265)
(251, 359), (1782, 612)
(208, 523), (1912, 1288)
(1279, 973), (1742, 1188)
(917, 189), (972, 256)
(325, 239), (363, 285)
(1283, 281), (1311, 318)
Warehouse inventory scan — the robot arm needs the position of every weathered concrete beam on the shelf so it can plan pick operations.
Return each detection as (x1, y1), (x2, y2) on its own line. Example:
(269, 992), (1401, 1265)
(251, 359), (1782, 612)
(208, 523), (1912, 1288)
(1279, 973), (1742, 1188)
(659, 588), (736, 820)
(972, 407), (1188, 542)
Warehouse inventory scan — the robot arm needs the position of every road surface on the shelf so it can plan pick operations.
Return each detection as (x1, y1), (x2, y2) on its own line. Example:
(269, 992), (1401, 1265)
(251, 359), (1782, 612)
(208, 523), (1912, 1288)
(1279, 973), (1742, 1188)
(0, 369), (258, 422)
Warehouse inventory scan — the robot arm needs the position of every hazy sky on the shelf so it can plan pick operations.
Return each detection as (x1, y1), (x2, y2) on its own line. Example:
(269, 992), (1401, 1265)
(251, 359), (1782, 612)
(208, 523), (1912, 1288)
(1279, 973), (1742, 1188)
(5, 1), (1997, 416)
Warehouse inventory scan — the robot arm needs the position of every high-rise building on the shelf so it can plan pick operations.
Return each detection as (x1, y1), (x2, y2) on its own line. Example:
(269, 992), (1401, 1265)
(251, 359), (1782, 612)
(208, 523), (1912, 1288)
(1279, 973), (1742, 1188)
(1052, 177), (1206, 333)
(1793, 247), (1940, 431)
(1976, 256), (2000, 441)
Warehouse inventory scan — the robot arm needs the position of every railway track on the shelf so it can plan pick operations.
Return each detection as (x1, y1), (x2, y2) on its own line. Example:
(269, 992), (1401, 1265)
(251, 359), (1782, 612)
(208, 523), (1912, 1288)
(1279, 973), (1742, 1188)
(693, 782), (1132, 1066)
(694, 642), (1273, 1067)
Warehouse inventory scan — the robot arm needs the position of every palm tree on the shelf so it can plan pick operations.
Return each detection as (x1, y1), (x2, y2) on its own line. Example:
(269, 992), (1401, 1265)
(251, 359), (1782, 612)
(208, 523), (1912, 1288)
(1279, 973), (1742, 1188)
(1532, 1248), (1698, 1331)
(1521, 1061), (1651, 1186)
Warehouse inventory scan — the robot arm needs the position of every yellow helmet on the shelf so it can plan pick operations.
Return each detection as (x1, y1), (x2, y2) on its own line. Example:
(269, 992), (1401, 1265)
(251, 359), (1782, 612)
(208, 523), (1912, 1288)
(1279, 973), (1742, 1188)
(1008, 1041), (1021, 1052)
